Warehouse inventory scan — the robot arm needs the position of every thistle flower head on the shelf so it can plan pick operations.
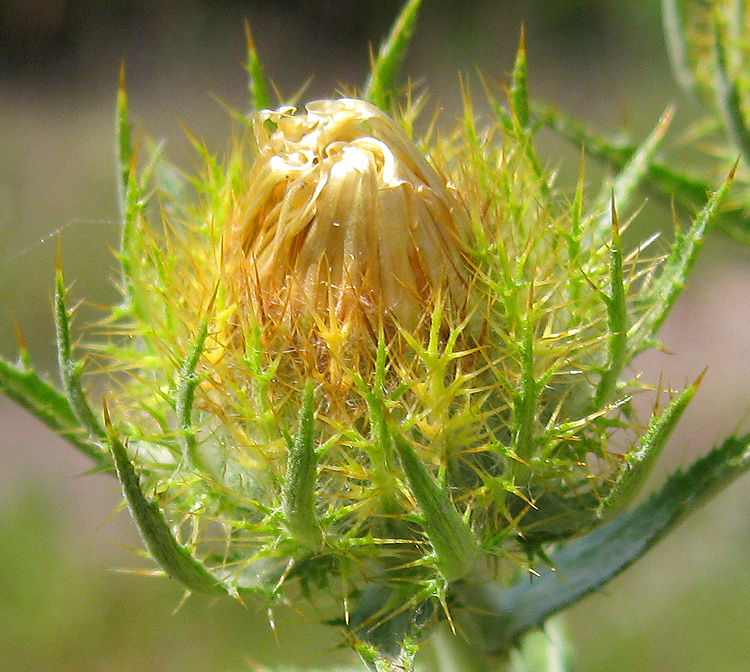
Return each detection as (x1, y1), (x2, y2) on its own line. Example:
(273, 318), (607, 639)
(2, 4), (744, 669)
(100, 80), (678, 594)
(44, 13), (718, 667)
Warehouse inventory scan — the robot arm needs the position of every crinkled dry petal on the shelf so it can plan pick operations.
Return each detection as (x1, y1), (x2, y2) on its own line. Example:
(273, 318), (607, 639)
(226, 98), (474, 336)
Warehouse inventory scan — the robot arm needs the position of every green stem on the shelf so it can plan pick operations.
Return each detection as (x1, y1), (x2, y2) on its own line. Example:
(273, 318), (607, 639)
(423, 624), (498, 672)
(509, 618), (572, 672)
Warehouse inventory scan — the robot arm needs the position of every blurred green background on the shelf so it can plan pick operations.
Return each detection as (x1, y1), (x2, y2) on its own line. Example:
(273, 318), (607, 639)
(2, 1), (750, 670)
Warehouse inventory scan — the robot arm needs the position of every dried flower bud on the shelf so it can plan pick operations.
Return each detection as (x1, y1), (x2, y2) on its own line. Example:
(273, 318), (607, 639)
(226, 99), (473, 341)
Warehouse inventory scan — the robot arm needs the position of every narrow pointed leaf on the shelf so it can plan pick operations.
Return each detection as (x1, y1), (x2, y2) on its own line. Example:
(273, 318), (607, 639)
(54, 263), (106, 441)
(391, 428), (479, 581)
(244, 21), (271, 112)
(116, 64), (133, 219)
(593, 197), (627, 409)
(0, 357), (109, 469)
(106, 408), (226, 595)
(510, 27), (529, 129)
(506, 29), (548, 193)
(513, 308), (539, 462)
(118, 154), (141, 296)
(175, 316), (210, 468)
(363, 0), (422, 110)
(599, 375), (699, 518)
(454, 432), (750, 656)
(594, 106), (674, 235)
(282, 381), (322, 550)
(630, 165), (735, 353)
(566, 152), (586, 309)
(115, 73), (146, 309)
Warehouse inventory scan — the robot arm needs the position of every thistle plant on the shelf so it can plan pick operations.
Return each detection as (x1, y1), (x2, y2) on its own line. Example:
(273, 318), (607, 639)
(3, 1), (750, 671)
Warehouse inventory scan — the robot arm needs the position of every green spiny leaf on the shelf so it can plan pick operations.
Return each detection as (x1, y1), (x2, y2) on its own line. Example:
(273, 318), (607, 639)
(566, 151), (586, 310)
(506, 33), (549, 196)
(599, 373), (700, 518)
(175, 316), (210, 468)
(391, 426), (479, 582)
(594, 106), (674, 235)
(118, 160), (144, 313)
(593, 196), (627, 409)
(54, 259), (106, 442)
(0, 356), (109, 469)
(115, 73), (147, 312)
(630, 163), (735, 354)
(105, 405), (226, 596)
(282, 380), (323, 550)
(116, 63), (133, 220)
(363, 0), (422, 111)
(513, 299), (539, 462)
(510, 27), (529, 130)
(454, 431), (750, 656)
